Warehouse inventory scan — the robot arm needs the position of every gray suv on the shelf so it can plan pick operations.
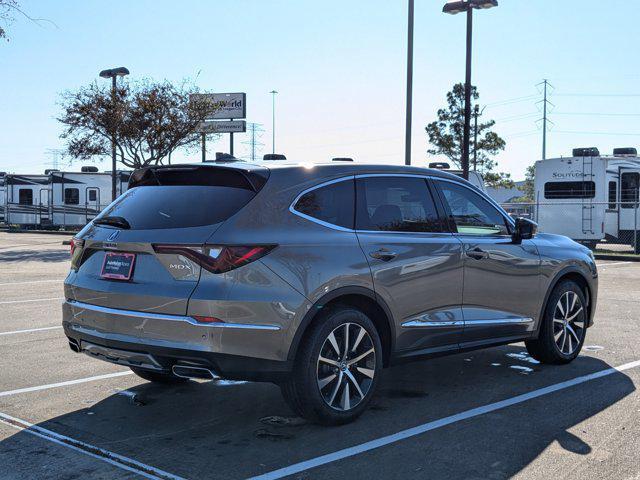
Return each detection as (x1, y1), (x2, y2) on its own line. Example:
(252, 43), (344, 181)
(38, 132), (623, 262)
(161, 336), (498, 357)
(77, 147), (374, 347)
(63, 162), (598, 425)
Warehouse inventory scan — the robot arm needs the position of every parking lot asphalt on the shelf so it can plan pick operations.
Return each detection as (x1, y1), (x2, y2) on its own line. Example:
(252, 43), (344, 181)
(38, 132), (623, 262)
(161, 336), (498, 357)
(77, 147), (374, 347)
(0, 232), (639, 480)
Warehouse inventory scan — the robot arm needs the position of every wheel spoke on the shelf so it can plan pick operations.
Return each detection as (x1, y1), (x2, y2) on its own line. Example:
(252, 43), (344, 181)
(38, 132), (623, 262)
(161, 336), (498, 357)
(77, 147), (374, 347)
(554, 329), (564, 342)
(351, 326), (366, 353)
(560, 328), (568, 352)
(344, 370), (364, 399)
(356, 366), (375, 378)
(327, 332), (340, 357)
(327, 372), (343, 405)
(553, 318), (565, 324)
(347, 347), (375, 366)
(557, 298), (566, 317)
(318, 374), (337, 390)
(565, 294), (571, 318)
(343, 323), (350, 359)
(567, 324), (581, 343)
(569, 292), (578, 313)
(340, 381), (351, 410)
(573, 319), (585, 328)
(567, 331), (573, 353)
(319, 356), (339, 367)
(566, 307), (584, 322)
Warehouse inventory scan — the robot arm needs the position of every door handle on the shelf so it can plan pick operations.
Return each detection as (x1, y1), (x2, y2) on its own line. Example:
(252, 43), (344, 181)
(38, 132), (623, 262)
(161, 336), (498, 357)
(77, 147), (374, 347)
(465, 247), (489, 260)
(369, 249), (398, 262)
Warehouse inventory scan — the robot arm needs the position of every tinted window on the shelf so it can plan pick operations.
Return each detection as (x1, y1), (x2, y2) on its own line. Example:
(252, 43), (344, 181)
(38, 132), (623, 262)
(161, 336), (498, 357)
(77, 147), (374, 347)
(437, 180), (510, 236)
(355, 176), (443, 232)
(64, 188), (79, 205)
(96, 186), (256, 230)
(294, 179), (354, 229)
(621, 172), (639, 208)
(18, 189), (33, 205)
(88, 190), (97, 201)
(544, 181), (595, 199)
(608, 181), (617, 210)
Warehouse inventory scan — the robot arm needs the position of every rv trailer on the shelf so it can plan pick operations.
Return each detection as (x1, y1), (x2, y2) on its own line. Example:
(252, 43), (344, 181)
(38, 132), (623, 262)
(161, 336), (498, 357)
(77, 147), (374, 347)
(0, 172), (5, 223)
(4, 174), (51, 227)
(534, 147), (640, 251)
(48, 170), (130, 228)
(427, 162), (486, 192)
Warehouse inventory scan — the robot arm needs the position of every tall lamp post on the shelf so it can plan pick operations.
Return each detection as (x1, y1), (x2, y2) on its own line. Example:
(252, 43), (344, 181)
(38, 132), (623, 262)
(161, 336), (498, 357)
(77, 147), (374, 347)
(99, 67), (130, 201)
(443, 0), (497, 180)
(404, 0), (414, 166)
(269, 90), (278, 154)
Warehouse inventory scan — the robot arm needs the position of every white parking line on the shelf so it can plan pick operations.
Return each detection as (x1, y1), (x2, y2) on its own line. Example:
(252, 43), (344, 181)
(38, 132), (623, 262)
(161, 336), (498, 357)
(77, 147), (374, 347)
(248, 359), (640, 480)
(0, 326), (62, 336)
(0, 371), (134, 398)
(0, 412), (185, 480)
(0, 297), (64, 305)
(596, 261), (633, 267)
(0, 279), (61, 287)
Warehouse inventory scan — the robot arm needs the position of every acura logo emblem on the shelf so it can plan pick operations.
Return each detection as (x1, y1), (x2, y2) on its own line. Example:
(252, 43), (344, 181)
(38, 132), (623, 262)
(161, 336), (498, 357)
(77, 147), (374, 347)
(107, 231), (120, 241)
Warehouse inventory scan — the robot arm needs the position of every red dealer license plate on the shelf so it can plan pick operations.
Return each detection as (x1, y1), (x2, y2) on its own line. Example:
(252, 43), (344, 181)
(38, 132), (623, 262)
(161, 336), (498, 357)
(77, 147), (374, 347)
(101, 252), (136, 281)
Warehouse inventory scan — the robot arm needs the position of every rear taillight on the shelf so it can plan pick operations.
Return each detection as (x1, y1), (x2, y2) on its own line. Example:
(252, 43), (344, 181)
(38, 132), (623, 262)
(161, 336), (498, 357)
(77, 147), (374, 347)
(153, 244), (276, 274)
(70, 238), (77, 256)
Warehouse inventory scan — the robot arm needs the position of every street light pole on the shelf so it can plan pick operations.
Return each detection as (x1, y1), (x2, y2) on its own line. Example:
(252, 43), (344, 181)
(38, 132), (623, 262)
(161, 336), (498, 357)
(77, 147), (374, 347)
(270, 90), (278, 154)
(404, 0), (414, 166)
(443, 0), (498, 180)
(99, 67), (130, 201)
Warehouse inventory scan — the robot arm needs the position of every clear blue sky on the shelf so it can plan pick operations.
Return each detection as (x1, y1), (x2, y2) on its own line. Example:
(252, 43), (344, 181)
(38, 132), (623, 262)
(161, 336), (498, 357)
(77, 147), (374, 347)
(1, 0), (639, 180)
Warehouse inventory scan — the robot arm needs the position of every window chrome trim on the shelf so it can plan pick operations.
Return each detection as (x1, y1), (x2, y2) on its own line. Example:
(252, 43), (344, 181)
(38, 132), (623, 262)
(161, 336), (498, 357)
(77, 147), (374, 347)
(288, 176), (356, 232)
(65, 300), (281, 331)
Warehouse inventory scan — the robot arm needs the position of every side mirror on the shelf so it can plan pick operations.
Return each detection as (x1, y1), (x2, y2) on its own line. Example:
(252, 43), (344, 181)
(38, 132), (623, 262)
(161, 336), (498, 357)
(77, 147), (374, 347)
(512, 217), (537, 244)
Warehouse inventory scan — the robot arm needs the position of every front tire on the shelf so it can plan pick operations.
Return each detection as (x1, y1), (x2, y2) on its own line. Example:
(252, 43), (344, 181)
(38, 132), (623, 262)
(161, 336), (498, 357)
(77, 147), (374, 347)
(130, 367), (188, 384)
(281, 306), (382, 425)
(526, 280), (587, 364)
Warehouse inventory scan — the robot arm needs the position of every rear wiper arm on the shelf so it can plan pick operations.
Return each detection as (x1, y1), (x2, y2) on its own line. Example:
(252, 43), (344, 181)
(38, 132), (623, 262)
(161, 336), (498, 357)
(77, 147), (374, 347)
(93, 216), (131, 229)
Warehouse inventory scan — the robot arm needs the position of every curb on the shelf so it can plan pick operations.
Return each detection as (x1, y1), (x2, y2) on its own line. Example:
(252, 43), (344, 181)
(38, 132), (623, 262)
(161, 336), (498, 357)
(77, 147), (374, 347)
(594, 254), (640, 262)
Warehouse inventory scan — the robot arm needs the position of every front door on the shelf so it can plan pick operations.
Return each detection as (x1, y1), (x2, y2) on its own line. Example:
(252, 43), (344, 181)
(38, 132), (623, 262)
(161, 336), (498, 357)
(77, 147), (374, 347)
(355, 175), (464, 358)
(433, 179), (541, 347)
(85, 187), (100, 223)
(619, 169), (640, 240)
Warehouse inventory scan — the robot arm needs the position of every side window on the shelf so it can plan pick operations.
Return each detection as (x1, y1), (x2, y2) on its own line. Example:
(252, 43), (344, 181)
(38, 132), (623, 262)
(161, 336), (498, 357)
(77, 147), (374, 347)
(608, 181), (617, 210)
(18, 189), (33, 205)
(293, 179), (354, 229)
(88, 190), (97, 201)
(355, 176), (443, 232)
(436, 180), (510, 236)
(621, 172), (639, 208)
(64, 188), (80, 205)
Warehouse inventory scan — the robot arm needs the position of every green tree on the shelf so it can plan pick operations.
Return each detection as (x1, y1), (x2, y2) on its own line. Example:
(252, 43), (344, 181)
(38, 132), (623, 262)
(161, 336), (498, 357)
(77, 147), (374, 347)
(426, 83), (511, 187)
(516, 164), (535, 201)
(58, 79), (220, 169)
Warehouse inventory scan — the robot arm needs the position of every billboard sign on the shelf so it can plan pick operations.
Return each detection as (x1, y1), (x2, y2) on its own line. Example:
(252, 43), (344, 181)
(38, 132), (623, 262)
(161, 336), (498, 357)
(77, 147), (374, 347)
(191, 93), (246, 119)
(198, 121), (246, 134)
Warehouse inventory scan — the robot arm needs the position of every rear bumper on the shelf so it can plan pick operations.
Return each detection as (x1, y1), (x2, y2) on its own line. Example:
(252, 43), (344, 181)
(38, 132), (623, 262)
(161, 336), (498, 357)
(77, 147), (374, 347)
(62, 300), (293, 382)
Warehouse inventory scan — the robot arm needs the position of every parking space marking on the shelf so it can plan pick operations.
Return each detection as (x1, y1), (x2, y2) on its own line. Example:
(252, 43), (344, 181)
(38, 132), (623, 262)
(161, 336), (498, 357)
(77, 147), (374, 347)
(0, 279), (61, 287)
(0, 412), (185, 480)
(0, 297), (64, 305)
(0, 371), (133, 398)
(596, 261), (633, 267)
(249, 359), (640, 480)
(0, 326), (62, 336)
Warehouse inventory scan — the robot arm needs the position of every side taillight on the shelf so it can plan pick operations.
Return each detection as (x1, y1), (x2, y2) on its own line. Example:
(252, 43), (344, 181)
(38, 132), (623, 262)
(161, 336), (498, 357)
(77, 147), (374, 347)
(153, 244), (276, 274)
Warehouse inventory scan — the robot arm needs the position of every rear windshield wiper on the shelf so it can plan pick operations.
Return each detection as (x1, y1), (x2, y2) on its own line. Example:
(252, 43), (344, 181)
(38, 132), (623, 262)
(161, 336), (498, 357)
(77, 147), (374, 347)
(93, 216), (131, 229)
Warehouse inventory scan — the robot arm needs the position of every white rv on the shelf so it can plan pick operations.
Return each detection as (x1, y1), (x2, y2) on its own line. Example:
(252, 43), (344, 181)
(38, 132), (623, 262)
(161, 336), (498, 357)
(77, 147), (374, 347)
(427, 163), (487, 193)
(4, 174), (51, 227)
(0, 173), (5, 223)
(534, 148), (640, 251)
(48, 169), (130, 228)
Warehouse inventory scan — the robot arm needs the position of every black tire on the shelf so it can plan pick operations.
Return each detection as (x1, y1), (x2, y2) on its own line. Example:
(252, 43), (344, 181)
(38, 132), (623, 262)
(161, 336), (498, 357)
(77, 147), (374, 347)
(526, 280), (587, 364)
(130, 367), (188, 384)
(281, 306), (383, 426)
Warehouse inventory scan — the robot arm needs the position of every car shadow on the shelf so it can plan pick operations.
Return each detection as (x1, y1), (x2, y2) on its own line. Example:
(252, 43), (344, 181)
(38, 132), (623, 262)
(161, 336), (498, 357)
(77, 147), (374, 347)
(0, 249), (69, 263)
(0, 345), (635, 480)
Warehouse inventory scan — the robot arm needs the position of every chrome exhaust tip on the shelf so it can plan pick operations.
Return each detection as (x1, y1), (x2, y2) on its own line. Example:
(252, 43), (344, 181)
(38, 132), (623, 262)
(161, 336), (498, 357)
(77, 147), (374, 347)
(171, 365), (217, 380)
(68, 339), (80, 353)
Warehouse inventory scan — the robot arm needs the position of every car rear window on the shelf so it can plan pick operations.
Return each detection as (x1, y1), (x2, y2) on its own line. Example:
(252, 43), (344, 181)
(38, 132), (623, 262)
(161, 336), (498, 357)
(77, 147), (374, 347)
(96, 167), (264, 230)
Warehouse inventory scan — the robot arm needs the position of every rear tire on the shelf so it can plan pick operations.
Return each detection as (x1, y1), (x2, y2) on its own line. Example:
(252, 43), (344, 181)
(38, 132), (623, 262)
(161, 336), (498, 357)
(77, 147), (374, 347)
(526, 280), (587, 364)
(281, 306), (383, 426)
(130, 367), (188, 384)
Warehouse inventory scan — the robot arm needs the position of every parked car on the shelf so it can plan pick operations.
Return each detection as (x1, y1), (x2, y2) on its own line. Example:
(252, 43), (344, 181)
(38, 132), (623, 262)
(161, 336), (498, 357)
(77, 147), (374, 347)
(63, 162), (598, 425)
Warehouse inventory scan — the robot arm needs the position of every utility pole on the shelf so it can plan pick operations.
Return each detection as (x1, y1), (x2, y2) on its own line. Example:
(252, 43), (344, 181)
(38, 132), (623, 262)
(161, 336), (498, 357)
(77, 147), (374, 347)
(537, 79), (554, 160)
(270, 90), (278, 154)
(404, 0), (414, 166)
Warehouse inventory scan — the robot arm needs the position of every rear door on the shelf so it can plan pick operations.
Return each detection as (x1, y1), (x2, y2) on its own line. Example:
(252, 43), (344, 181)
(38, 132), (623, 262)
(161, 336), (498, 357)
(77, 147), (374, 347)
(65, 166), (267, 316)
(355, 175), (464, 358)
(433, 179), (540, 346)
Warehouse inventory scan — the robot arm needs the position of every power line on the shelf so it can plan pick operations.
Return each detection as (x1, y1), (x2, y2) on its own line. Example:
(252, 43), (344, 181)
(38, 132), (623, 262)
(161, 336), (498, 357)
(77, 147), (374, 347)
(554, 112), (640, 117)
(555, 93), (640, 97)
(555, 130), (640, 136)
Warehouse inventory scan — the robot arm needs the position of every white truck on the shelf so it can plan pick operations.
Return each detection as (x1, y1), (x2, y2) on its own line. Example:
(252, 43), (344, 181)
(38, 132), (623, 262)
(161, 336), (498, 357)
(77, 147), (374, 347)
(534, 147), (640, 251)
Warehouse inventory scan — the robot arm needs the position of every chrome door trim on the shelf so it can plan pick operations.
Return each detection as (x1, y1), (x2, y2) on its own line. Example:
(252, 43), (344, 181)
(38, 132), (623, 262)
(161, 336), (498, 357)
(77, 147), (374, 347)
(402, 317), (533, 328)
(66, 300), (281, 331)
(465, 317), (534, 326)
(401, 319), (464, 328)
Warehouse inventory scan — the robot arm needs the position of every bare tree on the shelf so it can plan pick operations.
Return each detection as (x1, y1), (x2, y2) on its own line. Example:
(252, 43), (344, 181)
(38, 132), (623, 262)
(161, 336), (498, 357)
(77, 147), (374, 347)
(1, 0), (57, 41)
(58, 79), (221, 169)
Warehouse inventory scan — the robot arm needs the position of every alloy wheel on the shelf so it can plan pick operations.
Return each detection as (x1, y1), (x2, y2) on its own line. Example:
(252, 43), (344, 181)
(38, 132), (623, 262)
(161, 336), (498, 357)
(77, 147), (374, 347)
(316, 322), (376, 411)
(553, 291), (585, 355)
